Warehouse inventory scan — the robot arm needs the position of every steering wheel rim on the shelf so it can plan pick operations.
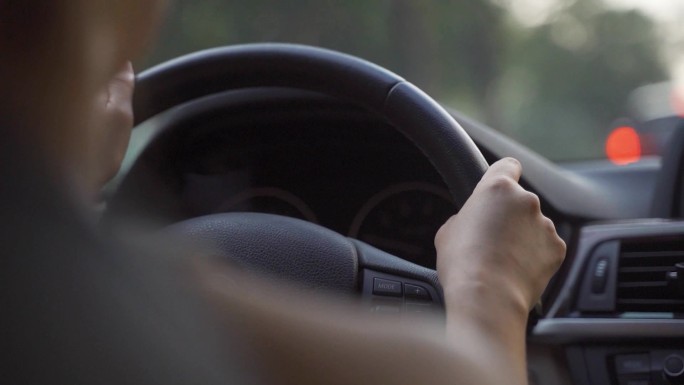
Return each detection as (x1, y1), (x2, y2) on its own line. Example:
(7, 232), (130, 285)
(133, 43), (488, 205)
(112, 43), (488, 305)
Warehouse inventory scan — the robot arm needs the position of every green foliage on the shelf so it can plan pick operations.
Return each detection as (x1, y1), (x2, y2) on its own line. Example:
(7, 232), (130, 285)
(494, 0), (666, 160)
(143, 0), (668, 162)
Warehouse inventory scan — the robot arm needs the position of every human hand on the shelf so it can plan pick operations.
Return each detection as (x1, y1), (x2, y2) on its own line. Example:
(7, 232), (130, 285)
(85, 62), (135, 202)
(435, 157), (566, 317)
(434, 158), (565, 385)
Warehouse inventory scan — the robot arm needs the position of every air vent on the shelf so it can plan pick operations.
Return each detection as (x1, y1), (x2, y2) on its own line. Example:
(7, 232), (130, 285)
(616, 238), (684, 313)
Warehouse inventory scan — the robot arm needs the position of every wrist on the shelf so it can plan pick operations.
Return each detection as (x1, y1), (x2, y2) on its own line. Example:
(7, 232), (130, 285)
(441, 270), (530, 332)
(442, 277), (530, 385)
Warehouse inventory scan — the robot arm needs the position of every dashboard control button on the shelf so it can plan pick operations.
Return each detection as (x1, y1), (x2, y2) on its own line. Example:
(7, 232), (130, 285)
(591, 257), (610, 294)
(373, 278), (402, 297)
(615, 354), (651, 375)
(663, 354), (684, 384)
(404, 283), (431, 301)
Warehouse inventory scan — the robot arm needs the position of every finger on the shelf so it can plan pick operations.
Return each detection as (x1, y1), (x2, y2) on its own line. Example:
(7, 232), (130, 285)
(106, 61), (135, 109)
(482, 157), (522, 183)
(434, 214), (457, 247)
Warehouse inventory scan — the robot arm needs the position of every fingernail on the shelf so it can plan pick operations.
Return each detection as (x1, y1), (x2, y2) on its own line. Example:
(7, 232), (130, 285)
(114, 61), (134, 82)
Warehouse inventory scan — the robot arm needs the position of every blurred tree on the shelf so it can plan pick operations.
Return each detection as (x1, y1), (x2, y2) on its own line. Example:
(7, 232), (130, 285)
(493, 0), (667, 160)
(142, 0), (668, 162)
(144, 0), (503, 119)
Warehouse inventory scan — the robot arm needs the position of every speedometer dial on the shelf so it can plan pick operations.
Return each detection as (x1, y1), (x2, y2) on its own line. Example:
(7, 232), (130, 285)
(217, 187), (319, 223)
(349, 182), (455, 268)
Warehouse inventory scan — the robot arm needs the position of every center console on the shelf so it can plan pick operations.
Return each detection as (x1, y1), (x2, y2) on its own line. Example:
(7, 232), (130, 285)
(532, 221), (684, 385)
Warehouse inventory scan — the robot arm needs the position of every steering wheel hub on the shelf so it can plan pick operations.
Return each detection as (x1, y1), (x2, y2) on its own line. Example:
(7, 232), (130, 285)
(166, 212), (358, 293)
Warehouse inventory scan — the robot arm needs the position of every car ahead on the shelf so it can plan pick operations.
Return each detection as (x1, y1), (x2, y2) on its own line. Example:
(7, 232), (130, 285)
(103, 2), (684, 385)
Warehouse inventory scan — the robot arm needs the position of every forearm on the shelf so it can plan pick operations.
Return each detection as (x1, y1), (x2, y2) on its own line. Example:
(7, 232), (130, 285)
(199, 264), (504, 385)
(443, 278), (530, 385)
(433, 158), (566, 385)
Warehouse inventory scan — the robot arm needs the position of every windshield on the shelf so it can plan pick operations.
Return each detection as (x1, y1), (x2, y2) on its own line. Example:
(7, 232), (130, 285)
(143, 0), (684, 162)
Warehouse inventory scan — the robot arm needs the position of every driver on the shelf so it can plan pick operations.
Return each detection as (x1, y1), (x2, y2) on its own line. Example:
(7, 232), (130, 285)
(1, 1), (565, 385)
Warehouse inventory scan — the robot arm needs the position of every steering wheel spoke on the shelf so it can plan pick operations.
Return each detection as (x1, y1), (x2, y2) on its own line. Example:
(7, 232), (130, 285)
(362, 269), (442, 315)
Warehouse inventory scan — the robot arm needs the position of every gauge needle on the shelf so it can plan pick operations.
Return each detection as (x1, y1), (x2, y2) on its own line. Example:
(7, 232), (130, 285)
(361, 234), (424, 257)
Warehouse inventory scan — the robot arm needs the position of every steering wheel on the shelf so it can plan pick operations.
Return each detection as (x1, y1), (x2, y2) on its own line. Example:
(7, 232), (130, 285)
(108, 44), (488, 310)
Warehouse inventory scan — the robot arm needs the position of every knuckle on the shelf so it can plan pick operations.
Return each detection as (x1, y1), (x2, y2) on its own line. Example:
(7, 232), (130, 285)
(486, 176), (516, 192)
(557, 237), (567, 256)
(117, 107), (134, 127)
(539, 217), (566, 269)
(108, 103), (134, 126)
(434, 215), (455, 246)
(522, 192), (541, 211)
(541, 216), (556, 232)
(553, 238), (567, 267)
(434, 226), (445, 247)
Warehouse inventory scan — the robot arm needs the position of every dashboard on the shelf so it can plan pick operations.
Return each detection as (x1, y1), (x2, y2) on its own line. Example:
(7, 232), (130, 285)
(177, 120), (455, 268)
(455, 111), (684, 385)
(109, 88), (684, 385)
(450, 108), (684, 385)
(110, 91), (458, 269)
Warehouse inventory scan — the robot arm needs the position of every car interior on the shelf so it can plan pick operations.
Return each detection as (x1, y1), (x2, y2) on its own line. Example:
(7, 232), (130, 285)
(98, 39), (684, 385)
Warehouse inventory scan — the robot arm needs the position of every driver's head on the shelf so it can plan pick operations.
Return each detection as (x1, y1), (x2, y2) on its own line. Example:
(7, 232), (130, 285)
(0, 0), (167, 183)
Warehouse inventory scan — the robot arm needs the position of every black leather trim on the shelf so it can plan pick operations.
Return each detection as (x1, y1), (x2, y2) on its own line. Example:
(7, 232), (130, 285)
(384, 83), (487, 206)
(651, 121), (684, 218)
(132, 43), (488, 207)
(134, 44), (403, 125)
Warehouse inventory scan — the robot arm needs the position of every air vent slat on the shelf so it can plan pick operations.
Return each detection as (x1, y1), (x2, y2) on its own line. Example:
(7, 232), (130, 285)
(619, 266), (673, 273)
(617, 281), (668, 288)
(616, 237), (684, 314)
(620, 251), (684, 259)
(617, 299), (684, 306)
